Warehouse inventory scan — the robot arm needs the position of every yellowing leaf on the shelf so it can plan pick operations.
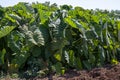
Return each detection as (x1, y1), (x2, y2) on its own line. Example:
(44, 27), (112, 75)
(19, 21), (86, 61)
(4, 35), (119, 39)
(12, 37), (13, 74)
(111, 59), (118, 65)
(54, 53), (61, 61)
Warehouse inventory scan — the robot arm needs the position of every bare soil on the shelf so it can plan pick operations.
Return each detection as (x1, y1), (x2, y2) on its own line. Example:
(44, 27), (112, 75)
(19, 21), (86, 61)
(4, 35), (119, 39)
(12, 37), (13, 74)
(34, 63), (120, 80)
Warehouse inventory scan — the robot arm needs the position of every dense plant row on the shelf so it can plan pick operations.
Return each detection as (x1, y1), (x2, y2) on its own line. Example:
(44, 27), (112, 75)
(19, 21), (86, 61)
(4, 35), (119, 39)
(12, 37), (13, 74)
(0, 2), (120, 78)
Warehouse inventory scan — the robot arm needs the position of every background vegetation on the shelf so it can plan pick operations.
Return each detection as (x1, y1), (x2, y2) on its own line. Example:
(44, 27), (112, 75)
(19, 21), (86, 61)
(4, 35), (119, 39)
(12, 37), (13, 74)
(0, 2), (120, 78)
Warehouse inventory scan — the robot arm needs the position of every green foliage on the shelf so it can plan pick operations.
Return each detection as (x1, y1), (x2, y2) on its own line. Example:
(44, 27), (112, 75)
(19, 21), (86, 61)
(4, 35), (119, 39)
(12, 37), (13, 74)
(0, 26), (16, 39)
(0, 49), (6, 65)
(0, 2), (120, 78)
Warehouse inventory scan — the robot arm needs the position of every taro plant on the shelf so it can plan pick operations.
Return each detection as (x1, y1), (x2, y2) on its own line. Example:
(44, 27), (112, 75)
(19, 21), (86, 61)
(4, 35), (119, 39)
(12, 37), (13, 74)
(0, 2), (120, 77)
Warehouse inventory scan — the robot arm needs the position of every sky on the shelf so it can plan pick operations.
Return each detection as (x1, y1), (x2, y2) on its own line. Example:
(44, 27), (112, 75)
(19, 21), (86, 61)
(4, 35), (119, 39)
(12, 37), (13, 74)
(0, 0), (120, 10)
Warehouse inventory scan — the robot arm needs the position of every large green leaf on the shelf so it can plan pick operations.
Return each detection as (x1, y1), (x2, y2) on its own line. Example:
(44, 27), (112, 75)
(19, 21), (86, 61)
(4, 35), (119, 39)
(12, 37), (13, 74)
(8, 31), (24, 53)
(0, 26), (16, 39)
(64, 17), (77, 28)
(19, 25), (45, 47)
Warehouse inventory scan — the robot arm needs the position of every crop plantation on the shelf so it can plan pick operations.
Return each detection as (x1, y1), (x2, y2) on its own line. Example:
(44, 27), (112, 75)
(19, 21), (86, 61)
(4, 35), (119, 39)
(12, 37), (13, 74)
(0, 2), (120, 79)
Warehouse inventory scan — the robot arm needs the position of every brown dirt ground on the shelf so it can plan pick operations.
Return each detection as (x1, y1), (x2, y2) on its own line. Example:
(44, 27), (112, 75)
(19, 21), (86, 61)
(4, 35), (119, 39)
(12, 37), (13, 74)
(33, 63), (120, 80)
